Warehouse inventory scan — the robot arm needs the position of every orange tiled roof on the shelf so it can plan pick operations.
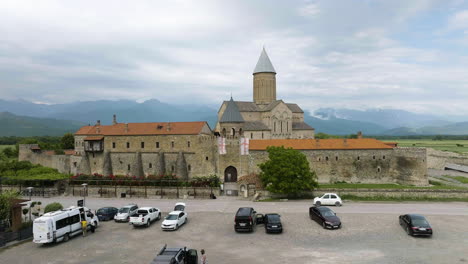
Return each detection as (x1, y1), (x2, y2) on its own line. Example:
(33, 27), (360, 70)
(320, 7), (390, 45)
(84, 136), (104, 141)
(249, 138), (394, 150)
(75, 122), (209, 136)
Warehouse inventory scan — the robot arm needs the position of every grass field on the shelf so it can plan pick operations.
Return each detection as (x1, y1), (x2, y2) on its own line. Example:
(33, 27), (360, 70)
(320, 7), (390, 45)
(318, 183), (467, 190)
(382, 139), (468, 154)
(445, 176), (468, 184)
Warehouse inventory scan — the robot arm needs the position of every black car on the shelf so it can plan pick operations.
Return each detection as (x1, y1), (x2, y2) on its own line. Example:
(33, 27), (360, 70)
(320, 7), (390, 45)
(96, 207), (118, 221)
(309, 206), (341, 229)
(263, 213), (283, 233)
(151, 244), (198, 264)
(399, 214), (433, 237)
(234, 207), (263, 232)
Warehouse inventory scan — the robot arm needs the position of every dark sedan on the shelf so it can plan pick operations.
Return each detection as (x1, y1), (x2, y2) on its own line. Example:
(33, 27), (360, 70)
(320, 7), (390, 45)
(96, 207), (118, 221)
(399, 214), (433, 237)
(309, 206), (341, 229)
(263, 213), (283, 233)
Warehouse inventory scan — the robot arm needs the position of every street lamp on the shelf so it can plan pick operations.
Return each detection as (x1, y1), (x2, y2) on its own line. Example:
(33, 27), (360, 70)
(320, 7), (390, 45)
(26, 187), (33, 221)
(81, 183), (88, 207)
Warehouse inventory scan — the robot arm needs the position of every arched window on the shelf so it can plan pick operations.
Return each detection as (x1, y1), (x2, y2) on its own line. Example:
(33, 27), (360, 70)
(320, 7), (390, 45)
(280, 121), (283, 132)
(287, 121), (289, 132)
(274, 122), (276, 132)
(373, 155), (376, 160)
(231, 128), (236, 136)
(127, 164), (131, 171)
(262, 132), (264, 139)
(188, 165), (191, 171)
(325, 156), (329, 161)
(383, 155), (386, 160)
(336, 156), (338, 161)
(149, 163), (152, 168)
(251, 133), (253, 139)
(239, 128), (243, 136)
(377, 167), (381, 173)
(357, 156), (360, 160)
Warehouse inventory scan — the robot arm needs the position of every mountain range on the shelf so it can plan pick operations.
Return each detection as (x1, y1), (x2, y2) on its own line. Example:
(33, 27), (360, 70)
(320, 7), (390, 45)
(0, 99), (467, 136)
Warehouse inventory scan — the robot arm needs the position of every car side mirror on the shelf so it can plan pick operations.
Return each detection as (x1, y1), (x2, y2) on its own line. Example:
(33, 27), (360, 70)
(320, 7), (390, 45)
(253, 211), (256, 214)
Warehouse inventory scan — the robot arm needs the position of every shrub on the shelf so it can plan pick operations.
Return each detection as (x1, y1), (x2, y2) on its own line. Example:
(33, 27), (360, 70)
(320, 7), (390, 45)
(22, 208), (29, 215)
(44, 202), (63, 213)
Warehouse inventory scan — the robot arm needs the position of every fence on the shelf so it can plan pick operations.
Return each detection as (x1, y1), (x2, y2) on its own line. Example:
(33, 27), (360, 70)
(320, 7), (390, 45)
(69, 179), (219, 199)
(0, 227), (33, 248)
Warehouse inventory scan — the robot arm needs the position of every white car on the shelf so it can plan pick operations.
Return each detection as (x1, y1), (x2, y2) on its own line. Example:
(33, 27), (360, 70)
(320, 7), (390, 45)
(129, 207), (161, 227)
(174, 202), (186, 212)
(114, 204), (138, 222)
(313, 193), (343, 206)
(161, 211), (188, 231)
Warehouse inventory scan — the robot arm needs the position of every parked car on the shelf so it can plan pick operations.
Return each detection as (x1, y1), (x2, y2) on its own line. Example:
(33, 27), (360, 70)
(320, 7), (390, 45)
(309, 206), (341, 229)
(263, 213), (283, 233)
(114, 204), (138, 222)
(96, 207), (118, 221)
(313, 193), (343, 206)
(174, 202), (186, 212)
(161, 211), (187, 231)
(234, 207), (263, 232)
(150, 244), (198, 264)
(399, 214), (433, 237)
(129, 207), (161, 227)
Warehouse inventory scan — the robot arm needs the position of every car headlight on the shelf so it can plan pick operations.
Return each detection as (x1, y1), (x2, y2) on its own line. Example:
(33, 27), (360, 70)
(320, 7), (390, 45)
(325, 221), (332, 225)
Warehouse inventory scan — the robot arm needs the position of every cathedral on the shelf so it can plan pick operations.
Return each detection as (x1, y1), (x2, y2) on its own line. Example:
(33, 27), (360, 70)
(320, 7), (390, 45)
(19, 48), (428, 195)
(215, 48), (314, 140)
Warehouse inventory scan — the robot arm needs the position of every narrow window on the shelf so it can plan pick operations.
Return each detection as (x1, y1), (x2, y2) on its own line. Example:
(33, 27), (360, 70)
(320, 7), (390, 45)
(336, 156), (338, 161)
(231, 128), (236, 136)
(251, 133), (253, 139)
(262, 132), (264, 139)
(281, 121), (283, 132)
(141, 142), (145, 148)
(188, 165), (191, 171)
(187, 141), (191, 148)
(149, 163), (152, 168)
(171, 141), (175, 148)
(383, 155), (386, 160)
(171, 165), (174, 172)
(287, 121), (289, 132)
(127, 164), (131, 171)
(357, 156), (360, 160)
(112, 142), (116, 148)
(318, 157), (321, 161)
(156, 142), (160, 148)
(126, 142), (130, 148)
(373, 155), (376, 160)
(325, 156), (329, 161)
(377, 167), (381, 173)
(92, 153), (95, 158)
(274, 122), (276, 132)
(205, 156), (209, 161)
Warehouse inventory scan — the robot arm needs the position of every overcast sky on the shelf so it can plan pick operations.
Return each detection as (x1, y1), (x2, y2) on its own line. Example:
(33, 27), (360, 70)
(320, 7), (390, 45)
(1, 0), (468, 116)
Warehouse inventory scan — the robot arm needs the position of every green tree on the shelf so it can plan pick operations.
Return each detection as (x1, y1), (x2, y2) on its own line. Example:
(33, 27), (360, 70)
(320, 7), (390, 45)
(2, 147), (15, 158)
(0, 190), (20, 222)
(44, 202), (63, 213)
(61, 133), (75, 149)
(259, 146), (318, 197)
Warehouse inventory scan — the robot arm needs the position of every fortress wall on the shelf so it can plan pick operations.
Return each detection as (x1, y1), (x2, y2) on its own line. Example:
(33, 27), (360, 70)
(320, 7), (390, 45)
(18, 144), (71, 174)
(426, 148), (468, 170)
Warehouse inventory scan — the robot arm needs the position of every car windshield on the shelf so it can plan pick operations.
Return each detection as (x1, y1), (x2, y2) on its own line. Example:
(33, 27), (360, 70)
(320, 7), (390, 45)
(97, 209), (106, 214)
(166, 215), (178, 220)
(322, 211), (335, 217)
(118, 208), (129, 213)
(267, 215), (280, 223)
(174, 205), (185, 211)
(412, 219), (429, 226)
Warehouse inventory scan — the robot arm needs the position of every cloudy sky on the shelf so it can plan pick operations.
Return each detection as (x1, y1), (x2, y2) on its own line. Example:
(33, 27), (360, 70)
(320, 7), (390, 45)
(1, 0), (468, 116)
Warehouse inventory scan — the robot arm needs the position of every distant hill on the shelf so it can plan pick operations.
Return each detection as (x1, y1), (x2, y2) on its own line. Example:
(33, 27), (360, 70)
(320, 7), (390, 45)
(0, 112), (86, 136)
(381, 122), (468, 136)
(304, 114), (387, 135)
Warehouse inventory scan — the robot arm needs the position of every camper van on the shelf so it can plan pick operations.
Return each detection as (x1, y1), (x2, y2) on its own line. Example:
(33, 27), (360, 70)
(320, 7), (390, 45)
(33, 206), (99, 244)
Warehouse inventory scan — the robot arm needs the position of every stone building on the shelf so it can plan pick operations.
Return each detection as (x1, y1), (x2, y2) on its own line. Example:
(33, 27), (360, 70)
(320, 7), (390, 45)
(19, 48), (428, 194)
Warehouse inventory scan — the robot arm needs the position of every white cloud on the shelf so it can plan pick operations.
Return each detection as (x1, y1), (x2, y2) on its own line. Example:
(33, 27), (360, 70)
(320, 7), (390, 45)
(298, 3), (320, 17)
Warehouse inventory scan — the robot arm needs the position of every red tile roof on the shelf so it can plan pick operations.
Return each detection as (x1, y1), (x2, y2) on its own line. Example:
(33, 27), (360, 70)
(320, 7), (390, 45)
(75, 122), (209, 136)
(249, 138), (394, 150)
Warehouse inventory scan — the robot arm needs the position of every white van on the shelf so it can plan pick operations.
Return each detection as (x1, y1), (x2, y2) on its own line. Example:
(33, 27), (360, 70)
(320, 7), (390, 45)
(33, 206), (99, 244)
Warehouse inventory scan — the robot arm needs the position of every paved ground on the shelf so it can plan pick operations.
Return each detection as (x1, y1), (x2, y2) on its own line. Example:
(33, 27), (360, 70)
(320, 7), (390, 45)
(1, 197), (467, 264)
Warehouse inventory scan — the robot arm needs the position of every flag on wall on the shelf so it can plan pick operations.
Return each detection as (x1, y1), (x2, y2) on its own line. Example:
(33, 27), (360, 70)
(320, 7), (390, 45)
(240, 137), (249, 155)
(218, 137), (226, 155)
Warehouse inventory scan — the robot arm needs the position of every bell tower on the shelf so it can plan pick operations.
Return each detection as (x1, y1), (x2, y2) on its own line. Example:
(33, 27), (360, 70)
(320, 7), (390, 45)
(253, 48), (276, 105)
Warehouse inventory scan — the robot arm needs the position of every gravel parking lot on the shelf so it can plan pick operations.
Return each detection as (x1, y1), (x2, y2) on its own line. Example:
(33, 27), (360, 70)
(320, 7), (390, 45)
(1, 198), (467, 264)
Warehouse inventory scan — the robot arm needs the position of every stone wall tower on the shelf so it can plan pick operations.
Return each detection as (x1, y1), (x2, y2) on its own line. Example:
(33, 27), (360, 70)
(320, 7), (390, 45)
(253, 48), (276, 105)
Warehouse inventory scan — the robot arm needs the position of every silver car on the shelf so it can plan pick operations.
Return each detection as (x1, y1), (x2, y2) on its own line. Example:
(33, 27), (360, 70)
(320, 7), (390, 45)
(114, 204), (138, 222)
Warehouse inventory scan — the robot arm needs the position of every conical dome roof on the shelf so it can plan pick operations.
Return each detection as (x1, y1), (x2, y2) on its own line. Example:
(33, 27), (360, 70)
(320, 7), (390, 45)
(220, 97), (244, 123)
(253, 48), (276, 74)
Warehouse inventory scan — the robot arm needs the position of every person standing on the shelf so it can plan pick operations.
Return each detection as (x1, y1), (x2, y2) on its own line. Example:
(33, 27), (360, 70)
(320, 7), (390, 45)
(81, 219), (87, 237)
(200, 249), (207, 264)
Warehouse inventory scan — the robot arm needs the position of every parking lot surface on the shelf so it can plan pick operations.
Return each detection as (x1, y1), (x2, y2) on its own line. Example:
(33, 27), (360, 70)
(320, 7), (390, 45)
(1, 198), (467, 264)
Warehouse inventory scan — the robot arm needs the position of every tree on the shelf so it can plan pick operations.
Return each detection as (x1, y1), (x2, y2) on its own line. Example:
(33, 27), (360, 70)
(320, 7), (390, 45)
(61, 133), (75, 150)
(0, 190), (20, 223)
(2, 147), (15, 158)
(44, 202), (63, 213)
(259, 146), (318, 197)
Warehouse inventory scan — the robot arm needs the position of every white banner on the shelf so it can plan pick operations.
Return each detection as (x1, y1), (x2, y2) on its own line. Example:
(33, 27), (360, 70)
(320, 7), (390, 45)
(218, 137), (226, 155)
(240, 137), (249, 155)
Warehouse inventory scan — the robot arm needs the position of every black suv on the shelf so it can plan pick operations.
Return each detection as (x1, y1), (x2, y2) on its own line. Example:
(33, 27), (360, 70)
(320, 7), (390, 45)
(150, 245), (198, 264)
(234, 207), (263, 232)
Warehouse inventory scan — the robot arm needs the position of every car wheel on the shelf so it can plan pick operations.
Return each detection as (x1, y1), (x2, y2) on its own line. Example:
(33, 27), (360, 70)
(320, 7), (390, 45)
(63, 233), (69, 242)
(158, 213), (161, 220)
(184, 218), (187, 224)
(335, 201), (341, 206)
(406, 226), (412, 236)
(175, 224), (179, 230)
(322, 222), (326, 229)
(315, 201), (321, 206)
(147, 220), (151, 227)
